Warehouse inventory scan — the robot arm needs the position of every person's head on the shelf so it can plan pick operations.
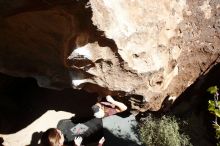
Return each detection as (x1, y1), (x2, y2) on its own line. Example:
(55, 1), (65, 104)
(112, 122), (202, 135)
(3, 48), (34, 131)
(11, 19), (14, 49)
(91, 103), (105, 118)
(41, 128), (64, 146)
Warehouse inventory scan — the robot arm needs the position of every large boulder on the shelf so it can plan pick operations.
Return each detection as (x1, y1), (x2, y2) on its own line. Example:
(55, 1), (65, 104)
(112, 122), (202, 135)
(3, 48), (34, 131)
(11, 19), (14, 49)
(69, 0), (220, 110)
(0, 0), (220, 111)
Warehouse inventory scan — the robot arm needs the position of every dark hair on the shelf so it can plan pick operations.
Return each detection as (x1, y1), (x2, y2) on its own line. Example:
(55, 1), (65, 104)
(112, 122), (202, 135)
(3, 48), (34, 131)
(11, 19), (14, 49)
(0, 137), (3, 145)
(91, 104), (100, 113)
(41, 128), (62, 146)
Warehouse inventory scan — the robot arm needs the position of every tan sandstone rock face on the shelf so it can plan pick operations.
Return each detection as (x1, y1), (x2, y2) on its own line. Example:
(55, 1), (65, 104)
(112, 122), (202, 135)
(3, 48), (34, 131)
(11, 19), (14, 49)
(0, 1), (85, 89)
(0, 0), (220, 111)
(90, 0), (185, 73)
(70, 0), (220, 110)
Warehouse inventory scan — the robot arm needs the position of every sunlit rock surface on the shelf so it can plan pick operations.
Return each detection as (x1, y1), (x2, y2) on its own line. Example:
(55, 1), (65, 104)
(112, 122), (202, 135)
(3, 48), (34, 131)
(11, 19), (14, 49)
(0, 0), (220, 111)
(70, 0), (220, 110)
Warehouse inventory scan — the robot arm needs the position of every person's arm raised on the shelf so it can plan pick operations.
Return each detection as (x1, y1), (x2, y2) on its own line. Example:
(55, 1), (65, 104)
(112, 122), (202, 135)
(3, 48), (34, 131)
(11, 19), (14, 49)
(106, 95), (127, 112)
(98, 137), (105, 146)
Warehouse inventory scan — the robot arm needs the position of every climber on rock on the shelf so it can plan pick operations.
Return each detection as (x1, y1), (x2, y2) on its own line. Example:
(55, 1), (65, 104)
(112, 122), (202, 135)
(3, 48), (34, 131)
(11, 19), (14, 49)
(43, 95), (128, 145)
(92, 95), (128, 118)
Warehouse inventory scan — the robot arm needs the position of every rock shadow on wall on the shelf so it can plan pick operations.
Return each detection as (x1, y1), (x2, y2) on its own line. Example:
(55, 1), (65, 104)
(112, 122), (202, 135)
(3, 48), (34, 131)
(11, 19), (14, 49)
(171, 63), (220, 114)
(0, 137), (3, 146)
(169, 63), (220, 145)
(0, 73), (98, 134)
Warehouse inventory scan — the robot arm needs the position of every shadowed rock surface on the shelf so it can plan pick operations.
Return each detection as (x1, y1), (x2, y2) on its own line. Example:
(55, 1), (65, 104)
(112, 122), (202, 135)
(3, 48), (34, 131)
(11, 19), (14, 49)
(0, 0), (220, 111)
(1, 1), (220, 145)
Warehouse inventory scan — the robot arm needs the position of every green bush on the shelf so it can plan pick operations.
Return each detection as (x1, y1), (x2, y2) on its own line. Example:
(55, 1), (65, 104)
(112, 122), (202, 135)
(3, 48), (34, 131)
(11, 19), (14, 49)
(207, 86), (220, 146)
(139, 115), (191, 146)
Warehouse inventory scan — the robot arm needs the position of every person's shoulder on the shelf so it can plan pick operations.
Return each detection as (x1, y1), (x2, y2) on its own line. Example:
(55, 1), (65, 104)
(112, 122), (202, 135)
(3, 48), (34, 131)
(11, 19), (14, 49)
(57, 119), (75, 131)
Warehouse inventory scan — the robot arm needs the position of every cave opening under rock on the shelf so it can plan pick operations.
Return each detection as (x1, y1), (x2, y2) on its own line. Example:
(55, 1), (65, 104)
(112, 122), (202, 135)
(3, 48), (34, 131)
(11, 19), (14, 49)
(0, 73), (98, 134)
